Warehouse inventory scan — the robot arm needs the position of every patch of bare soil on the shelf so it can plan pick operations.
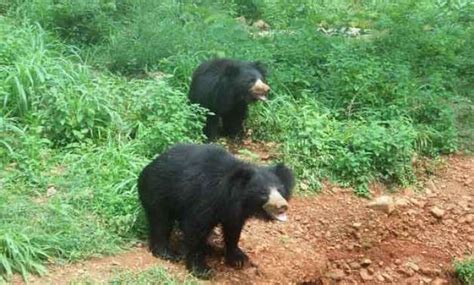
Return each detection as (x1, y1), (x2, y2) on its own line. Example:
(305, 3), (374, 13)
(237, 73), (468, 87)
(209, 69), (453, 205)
(12, 143), (473, 284)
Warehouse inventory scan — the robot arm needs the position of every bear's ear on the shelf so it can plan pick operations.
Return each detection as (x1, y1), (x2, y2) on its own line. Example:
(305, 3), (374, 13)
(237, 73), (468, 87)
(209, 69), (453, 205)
(252, 61), (268, 78)
(228, 165), (255, 188)
(223, 63), (241, 77)
(270, 163), (295, 199)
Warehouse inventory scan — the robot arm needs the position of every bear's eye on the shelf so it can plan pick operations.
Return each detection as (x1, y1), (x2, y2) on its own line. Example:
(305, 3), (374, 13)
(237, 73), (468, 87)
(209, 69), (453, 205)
(259, 190), (268, 200)
(247, 78), (255, 84)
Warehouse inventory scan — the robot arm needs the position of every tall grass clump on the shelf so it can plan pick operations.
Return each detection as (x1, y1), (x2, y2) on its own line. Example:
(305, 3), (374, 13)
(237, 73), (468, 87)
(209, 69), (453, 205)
(8, 0), (121, 45)
(0, 16), (205, 280)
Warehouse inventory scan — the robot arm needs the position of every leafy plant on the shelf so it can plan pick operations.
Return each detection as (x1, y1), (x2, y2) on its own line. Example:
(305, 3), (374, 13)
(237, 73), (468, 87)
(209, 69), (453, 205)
(455, 258), (474, 285)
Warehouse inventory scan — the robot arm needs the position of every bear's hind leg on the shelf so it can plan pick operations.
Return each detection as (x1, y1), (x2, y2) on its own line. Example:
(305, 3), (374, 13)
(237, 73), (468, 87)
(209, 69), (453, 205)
(145, 208), (181, 261)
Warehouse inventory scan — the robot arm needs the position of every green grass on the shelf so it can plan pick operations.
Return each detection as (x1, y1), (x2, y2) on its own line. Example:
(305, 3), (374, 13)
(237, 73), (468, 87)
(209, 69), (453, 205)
(0, 0), (473, 281)
(0, 15), (205, 282)
(455, 258), (474, 285)
(108, 266), (198, 285)
(68, 266), (198, 285)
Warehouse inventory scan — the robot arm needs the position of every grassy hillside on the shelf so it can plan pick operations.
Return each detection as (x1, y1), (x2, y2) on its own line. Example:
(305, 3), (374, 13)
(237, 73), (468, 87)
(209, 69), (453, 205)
(1, 0), (473, 281)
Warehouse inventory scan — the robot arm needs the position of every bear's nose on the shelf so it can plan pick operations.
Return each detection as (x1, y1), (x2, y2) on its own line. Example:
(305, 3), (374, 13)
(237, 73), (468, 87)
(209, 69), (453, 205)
(276, 204), (288, 213)
(261, 83), (270, 93)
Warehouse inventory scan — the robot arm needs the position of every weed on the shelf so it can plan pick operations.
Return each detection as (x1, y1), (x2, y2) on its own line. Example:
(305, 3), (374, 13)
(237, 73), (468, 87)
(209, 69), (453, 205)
(108, 266), (198, 285)
(455, 258), (474, 285)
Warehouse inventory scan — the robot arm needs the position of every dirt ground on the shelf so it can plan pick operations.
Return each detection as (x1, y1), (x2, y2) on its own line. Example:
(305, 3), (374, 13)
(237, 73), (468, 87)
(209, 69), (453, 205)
(11, 141), (473, 285)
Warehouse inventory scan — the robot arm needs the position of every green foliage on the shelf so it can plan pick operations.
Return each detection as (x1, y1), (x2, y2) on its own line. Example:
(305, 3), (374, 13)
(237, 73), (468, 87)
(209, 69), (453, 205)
(11, 0), (119, 44)
(249, 95), (416, 196)
(455, 258), (474, 285)
(108, 266), (198, 285)
(0, 18), (205, 147)
(0, 16), (205, 280)
(0, 0), (472, 280)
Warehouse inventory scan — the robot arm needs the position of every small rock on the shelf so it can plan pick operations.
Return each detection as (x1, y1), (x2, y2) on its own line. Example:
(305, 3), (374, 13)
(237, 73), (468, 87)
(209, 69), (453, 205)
(411, 198), (426, 208)
(465, 214), (473, 224)
(361, 258), (372, 267)
(421, 277), (432, 284)
(395, 197), (410, 207)
(359, 268), (373, 281)
(382, 272), (394, 282)
(352, 222), (362, 229)
(326, 269), (345, 281)
(349, 261), (361, 270)
(458, 200), (470, 211)
(342, 263), (351, 273)
(394, 259), (402, 265)
(367, 196), (395, 214)
(406, 261), (419, 272)
(425, 180), (438, 192)
(444, 219), (454, 225)
(431, 277), (448, 285)
(462, 195), (472, 202)
(375, 274), (385, 282)
(397, 266), (415, 277)
(320, 277), (332, 285)
(430, 206), (445, 219)
(420, 267), (441, 276)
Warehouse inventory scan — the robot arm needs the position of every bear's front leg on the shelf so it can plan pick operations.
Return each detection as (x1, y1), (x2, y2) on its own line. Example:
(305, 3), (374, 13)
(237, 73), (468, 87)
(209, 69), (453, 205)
(203, 114), (220, 142)
(223, 221), (248, 268)
(222, 104), (248, 139)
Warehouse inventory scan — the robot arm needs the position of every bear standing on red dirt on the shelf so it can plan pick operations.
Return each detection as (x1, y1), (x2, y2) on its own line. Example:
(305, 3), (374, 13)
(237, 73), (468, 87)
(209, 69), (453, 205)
(137, 143), (294, 279)
(188, 58), (270, 141)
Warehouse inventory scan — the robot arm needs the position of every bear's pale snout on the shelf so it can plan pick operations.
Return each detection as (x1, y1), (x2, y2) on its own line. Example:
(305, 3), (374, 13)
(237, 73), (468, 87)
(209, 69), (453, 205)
(262, 187), (289, 222)
(250, 79), (270, 101)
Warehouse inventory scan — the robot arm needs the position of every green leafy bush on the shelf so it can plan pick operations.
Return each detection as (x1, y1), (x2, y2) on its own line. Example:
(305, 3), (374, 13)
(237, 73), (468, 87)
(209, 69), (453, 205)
(249, 95), (416, 196)
(455, 258), (474, 285)
(0, 16), (205, 280)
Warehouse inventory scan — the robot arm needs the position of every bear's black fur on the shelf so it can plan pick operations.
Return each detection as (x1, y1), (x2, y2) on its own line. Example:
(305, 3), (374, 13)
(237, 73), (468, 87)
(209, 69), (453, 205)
(137, 144), (294, 278)
(188, 58), (270, 141)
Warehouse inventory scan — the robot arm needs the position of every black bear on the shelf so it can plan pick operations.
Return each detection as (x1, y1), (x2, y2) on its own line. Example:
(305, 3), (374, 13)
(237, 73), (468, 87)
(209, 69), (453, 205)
(137, 143), (294, 279)
(188, 58), (270, 141)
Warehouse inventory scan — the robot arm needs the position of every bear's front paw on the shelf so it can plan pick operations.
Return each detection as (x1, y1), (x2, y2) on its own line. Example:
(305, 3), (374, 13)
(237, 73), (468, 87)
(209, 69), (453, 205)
(187, 262), (214, 279)
(151, 246), (182, 262)
(226, 248), (249, 269)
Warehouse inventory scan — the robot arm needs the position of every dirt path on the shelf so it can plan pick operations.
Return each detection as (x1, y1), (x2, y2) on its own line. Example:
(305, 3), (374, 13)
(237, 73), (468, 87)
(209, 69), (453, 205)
(11, 144), (473, 284)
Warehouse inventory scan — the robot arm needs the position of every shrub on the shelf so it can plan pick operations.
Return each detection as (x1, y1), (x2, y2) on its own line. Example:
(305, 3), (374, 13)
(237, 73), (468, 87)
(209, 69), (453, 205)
(455, 258), (474, 285)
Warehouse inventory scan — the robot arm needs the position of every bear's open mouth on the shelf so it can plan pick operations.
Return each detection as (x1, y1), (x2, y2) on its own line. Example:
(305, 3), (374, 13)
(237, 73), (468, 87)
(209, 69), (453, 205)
(262, 187), (289, 222)
(263, 205), (288, 222)
(253, 93), (268, 101)
(273, 211), (288, 222)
